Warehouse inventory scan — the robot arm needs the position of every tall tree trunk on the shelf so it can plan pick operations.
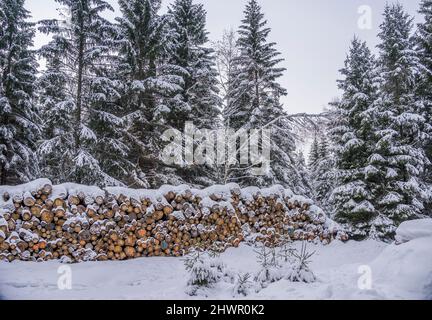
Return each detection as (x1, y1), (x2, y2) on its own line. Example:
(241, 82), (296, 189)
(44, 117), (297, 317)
(0, 163), (7, 185)
(75, 9), (85, 184)
(255, 69), (260, 110)
(1, 30), (15, 185)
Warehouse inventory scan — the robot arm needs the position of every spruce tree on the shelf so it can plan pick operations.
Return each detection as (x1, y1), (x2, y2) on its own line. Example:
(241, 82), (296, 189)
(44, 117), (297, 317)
(293, 151), (313, 197)
(38, 0), (124, 186)
(371, 4), (428, 239)
(330, 38), (379, 239)
(318, 136), (329, 159)
(225, 0), (301, 192)
(416, 0), (432, 214)
(226, 0), (287, 131)
(0, 0), (39, 185)
(116, 0), (184, 188)
(167, 0), (221, 129)
(37, 44), (74, 183)
(166, 0), (222, 186)
(87, 53), (130, 187)
(308, 137), (320, 169)
(310, 137), (335, 212)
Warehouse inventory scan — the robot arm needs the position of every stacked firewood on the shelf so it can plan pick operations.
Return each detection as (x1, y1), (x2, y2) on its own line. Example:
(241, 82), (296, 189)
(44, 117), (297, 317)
(0, 180), (347, 263)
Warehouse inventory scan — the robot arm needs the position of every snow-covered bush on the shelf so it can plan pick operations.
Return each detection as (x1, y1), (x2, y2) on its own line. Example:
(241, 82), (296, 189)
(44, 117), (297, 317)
(253, 245), (283, 289)
(222, 268), (237, 284)
(184, 250), (225, 296)
(285, 242), (316, 283)
(233, 273), (253, 297)
(278, 236), (295, 263)
(270, 245), (280, 267)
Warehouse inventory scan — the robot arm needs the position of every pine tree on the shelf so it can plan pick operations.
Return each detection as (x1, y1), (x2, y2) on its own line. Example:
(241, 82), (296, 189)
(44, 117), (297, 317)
(115, 0), (184, 188)
(224, 0), (301, 191)
(167, 0), (221, 129)
(293, 151), (313, 197)
(38, 0), (124, 186)
(87, 53), (130, 187)
(284, 241), (316, 283)
(165, 0), (222, 186)
(37, 43), (74, 183)
(225, 0), (287, 130)
(416, 0), (432, 214)
(308, 137), (320, 169)
(0, 0), (40, 185)
(253, 244), (282, 289)
(318, 136), (329, 159)
(233, 273), (253, 297)
(184, 250), (225, 296)
(330, 38), (379, 239)
(310, 137), (335, 213)
(371, 4), (428, 239)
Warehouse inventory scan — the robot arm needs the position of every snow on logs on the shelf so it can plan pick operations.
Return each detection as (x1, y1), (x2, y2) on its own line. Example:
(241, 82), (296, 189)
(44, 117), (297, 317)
(0, 179), (347, 263)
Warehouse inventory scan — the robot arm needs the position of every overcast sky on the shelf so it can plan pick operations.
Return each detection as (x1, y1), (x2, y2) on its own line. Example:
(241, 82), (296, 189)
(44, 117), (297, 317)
(25, 0), (423, 115)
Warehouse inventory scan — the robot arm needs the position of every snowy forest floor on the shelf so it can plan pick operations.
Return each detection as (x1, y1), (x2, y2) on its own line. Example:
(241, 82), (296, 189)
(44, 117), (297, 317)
(1, 238), (431, 300)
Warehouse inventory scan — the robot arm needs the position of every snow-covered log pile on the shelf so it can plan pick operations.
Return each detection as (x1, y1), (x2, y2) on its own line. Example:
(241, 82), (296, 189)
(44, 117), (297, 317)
(0, 179), (347, 263)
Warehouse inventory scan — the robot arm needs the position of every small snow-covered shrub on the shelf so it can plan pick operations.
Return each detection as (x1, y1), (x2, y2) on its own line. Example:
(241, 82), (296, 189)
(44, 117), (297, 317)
(222, 268), (236, 284)
(253, 245), (283, 289)
(285, 242), (316, 283)
(270, 245), (280, 267)
(278, 236), (295, 263)
(254, 266), (284, 289)
(233, 273), (253, 297)
(183, 250), (225, 296)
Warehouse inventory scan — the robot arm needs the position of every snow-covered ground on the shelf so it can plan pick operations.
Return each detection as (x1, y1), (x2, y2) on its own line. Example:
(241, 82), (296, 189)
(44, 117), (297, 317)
(1, 236), (431, 300)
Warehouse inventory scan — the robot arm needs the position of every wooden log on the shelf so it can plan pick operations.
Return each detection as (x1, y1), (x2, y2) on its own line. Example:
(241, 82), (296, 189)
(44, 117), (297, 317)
(125, 246), (135, 258)
(41, 209), (54, 224)
(2, 192), (10, 202)
(23, 192), (36, 207)
(42, 184), (52, 196)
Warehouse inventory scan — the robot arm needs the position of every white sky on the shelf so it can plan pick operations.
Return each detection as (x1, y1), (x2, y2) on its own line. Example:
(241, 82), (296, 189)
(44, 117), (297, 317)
(25, 0), (423, 115)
